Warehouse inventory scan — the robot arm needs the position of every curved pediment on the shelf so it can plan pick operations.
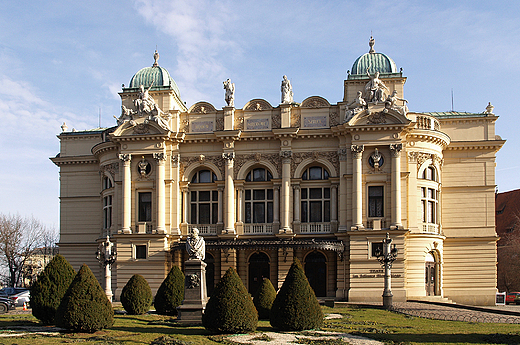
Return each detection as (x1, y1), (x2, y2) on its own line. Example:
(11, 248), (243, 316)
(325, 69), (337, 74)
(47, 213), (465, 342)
(111, 118), (168, 137)
(347, 107), (411, 127)
(243, 99), (273, 111)
(189, 101), (217, 114)
(301, 96), (330, 108)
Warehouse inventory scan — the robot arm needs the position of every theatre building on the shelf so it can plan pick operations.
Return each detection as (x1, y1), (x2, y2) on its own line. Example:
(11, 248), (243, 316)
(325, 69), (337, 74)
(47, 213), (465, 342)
(52, 39), (504, 305)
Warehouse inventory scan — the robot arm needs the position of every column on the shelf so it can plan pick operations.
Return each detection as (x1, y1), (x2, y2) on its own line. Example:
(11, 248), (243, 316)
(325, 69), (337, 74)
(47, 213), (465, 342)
(338, 148), (348, 232)
(273, 185), (280, 231)
(280, 150), (292, 233)
(153, 152), (167, 234)
(217, 186), (224, 225)
(351, 145), (364, 230)
(223, 152), (236, 234)
(293, 185), (301, 223)
(181, 186), (189, 225)
(170, 153), (181, 235)
(331, 183), (338, 223)
(390, 144), (403, 229)
(236, 186), (244, 223)
(119, 154), (132, 234)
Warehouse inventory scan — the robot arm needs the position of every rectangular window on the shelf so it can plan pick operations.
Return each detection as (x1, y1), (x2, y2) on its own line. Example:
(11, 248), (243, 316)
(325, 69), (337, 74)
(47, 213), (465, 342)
(300, 187), (331, 223)
(199, 203), (211, 224)
(135, 245), (147, 259)
(103, 195), (112, 229)
(368, 186), (384, 217)
(138, 192), (152, 222)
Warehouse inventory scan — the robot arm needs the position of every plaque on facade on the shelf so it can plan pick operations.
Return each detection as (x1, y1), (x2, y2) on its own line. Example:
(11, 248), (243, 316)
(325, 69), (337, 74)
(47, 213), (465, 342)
(303, 115), (328, 128)
(191, 121), (214, 133)
(245, 118), (270, 130)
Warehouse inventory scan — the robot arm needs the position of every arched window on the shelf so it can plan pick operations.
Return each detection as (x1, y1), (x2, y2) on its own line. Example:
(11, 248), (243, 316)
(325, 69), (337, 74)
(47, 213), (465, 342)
(419, 165), (439, 233)
(244, 168), (274, 234)
(300, 166), (331, 233)
(189, 169), (218, 233)
(305, 251), (327, 297)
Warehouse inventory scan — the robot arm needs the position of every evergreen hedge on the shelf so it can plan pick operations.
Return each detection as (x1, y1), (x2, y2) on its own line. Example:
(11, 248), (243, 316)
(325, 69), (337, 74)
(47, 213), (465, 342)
(270, 258), (323, 331)
(56, 264), (114, 332)
(30, 254), (75, 325)
(202, 267), (258, 333)
(120, 274), (153, 315)
(253, 278), (276, 320)
(154, 266), (184, 315)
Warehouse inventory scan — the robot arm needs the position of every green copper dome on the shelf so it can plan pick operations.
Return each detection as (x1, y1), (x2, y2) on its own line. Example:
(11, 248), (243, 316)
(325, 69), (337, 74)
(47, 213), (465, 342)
(127, 50), (181, 99)
(348, 37), (401, 79)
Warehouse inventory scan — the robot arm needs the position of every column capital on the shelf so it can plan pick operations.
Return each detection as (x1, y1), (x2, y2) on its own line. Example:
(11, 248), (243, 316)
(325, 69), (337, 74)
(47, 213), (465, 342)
(337, 148), (348, 161)
(153, 152), (167, 163)
(171, 154), (180, 167)
(280, 150), (292, 164)
(222, 152), (235, 161)
(389, 143), (403, 157)
(350, 145), (364, 159)
(119, 153), (131, 163)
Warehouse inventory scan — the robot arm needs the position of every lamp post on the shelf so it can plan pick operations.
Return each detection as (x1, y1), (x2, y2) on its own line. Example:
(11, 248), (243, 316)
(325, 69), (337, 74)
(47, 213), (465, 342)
(375, 232), (398, 309)
(96, 235), (117, 302)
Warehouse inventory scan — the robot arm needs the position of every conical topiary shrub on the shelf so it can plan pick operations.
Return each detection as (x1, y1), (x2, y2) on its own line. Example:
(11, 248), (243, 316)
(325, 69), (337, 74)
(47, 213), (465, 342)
(270, 258), (323, 330)
(202, 267), (258, 333)
(120, 274), (152, 315)
(56, 264), (114, 332)
(253, 278), (276, 319)
(154, 266), (184, 315)
(31, 254), (75, 325)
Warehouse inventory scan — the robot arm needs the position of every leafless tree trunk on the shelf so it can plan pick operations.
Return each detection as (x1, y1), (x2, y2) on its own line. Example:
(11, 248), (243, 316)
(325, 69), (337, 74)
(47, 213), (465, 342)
(0, 214), (55, 287)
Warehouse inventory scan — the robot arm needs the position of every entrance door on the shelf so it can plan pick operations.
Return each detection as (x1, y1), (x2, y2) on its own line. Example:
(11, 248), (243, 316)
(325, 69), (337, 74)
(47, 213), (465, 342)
(204, 253), (215, 297)
(425, 252), (436, 296)
(248, 252), (270, 295)
(305, 251), (327, 297)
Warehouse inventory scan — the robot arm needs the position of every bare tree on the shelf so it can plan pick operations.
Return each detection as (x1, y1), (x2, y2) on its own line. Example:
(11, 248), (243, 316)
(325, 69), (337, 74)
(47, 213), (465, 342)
(497, 212), (520, 292)
(0, 214), (55, 287)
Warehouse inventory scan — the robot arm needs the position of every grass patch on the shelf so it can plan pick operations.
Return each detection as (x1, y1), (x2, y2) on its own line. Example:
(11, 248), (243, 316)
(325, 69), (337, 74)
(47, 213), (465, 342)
(0, 305), (518, 344)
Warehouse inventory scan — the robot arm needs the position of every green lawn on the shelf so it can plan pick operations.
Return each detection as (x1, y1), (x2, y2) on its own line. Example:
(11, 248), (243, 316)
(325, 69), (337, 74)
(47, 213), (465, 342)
(0, 305), (518, 344)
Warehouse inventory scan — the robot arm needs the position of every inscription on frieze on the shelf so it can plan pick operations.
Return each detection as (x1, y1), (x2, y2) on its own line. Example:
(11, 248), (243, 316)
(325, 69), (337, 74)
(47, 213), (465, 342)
(245, 118), (270, 130)
(303, 116), (327, 128)
(191, 121), (214, 133)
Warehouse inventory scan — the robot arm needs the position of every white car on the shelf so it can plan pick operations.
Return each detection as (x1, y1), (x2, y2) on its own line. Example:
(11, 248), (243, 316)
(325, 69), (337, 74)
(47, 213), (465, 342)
(9, 290), (30, 308)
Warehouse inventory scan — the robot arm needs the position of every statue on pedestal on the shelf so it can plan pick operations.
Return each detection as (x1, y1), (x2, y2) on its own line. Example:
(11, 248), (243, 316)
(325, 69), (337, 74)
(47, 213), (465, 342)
(365, 68), (389, 104)
(186, 228), (205, 260)
(281, 75), (293, 104)
(223, 79), (235, 107)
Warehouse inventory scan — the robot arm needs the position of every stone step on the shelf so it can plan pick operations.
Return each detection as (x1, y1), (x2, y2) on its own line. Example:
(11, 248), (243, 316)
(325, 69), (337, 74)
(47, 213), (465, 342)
(409, 296), (455, 304)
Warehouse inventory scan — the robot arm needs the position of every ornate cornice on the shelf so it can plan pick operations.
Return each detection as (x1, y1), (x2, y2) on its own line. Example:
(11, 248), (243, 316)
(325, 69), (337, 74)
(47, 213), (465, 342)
(50, 155), (99, 166)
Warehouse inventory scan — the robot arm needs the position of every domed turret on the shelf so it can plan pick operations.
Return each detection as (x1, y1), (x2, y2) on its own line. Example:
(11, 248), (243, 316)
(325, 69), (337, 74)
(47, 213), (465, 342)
(127, 50), (181, 99)
(348, 37), (400, 79)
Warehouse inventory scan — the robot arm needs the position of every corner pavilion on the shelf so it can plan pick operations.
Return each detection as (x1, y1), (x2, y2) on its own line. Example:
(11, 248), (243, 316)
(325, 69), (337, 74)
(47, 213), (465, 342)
(52, 39), (504, 305)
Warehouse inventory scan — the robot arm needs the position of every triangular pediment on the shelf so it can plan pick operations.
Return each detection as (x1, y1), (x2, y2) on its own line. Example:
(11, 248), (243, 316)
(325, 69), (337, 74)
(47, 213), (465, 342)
(347, 106), (411, 127)
(111, 117), (168, 137)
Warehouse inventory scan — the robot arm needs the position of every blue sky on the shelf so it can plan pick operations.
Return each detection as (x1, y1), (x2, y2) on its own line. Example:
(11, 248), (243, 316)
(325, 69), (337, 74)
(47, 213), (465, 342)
(1, 0), (518, 228)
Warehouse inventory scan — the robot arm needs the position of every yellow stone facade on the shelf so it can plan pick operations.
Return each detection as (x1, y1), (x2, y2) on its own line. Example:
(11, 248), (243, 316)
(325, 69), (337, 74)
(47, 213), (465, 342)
(52, 41), (504, 305)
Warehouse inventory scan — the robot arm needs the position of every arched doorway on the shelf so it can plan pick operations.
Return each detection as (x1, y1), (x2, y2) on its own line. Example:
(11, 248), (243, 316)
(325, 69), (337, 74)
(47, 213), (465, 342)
(248, 252), (270, 295)
(425, 252), (438, 296)
(204, 253), (215, 297)
(305, 251), (327, 297)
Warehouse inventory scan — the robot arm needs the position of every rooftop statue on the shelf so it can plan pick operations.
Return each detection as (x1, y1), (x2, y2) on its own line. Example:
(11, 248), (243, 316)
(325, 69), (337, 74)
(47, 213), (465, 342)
(281, 75), (293, 104)
(365, 68), (389, 104)
(135, 83), (157, 115)
(344, 91), (367, 122)
(223, 79), (235, 107)
(186, 228), (205, 260)
(385, 90), (408, 115)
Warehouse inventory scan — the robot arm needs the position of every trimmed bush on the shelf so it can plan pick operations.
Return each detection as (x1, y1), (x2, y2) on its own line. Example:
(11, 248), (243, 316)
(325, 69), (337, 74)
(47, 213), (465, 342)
(120, 274), (153, 315)
(56, 264), (114, 332)
(154, 266), (184, 315)
(253, 278), (276, 319)
(202, 267), (258, 333)
(270, 258), (323, 331)
(31, 254), (75, 325)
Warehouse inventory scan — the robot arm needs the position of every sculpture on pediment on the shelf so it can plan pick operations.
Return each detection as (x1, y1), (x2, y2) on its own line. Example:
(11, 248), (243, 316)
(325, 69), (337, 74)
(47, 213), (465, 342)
(384, 90), (408, 115)
(365, 68), (389, 104)
(344, 91), (367, 122)
(281, 75), (293, 104)
(223, 79), (235, 107)
(115, 105), (136, 126)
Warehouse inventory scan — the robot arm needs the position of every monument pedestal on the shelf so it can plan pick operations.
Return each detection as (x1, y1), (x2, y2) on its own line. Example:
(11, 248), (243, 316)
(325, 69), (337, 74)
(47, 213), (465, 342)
(177, 259), (208, 324)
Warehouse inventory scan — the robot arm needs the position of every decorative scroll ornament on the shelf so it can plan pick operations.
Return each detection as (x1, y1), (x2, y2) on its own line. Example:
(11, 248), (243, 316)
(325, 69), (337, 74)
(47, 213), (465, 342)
(337, 148), (348, 161)
(171, 154), (180, 167)
(222, 152), (235, 161)
(302, 97), (329, 108)
(153, 152), (167, 162)
(119, 153), (131, 162)
(367, 111), (387, 124)
(280, 150), (293, 159)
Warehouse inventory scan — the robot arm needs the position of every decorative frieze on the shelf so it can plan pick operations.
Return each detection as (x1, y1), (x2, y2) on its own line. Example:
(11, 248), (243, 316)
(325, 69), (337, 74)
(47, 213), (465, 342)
(272, 113), (281, 129)
(337, 148), (348, 161)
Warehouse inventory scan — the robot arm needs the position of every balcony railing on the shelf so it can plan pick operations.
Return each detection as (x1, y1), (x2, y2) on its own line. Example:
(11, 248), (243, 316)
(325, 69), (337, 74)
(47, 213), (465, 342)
(300, 223), (331, 234)
(135, 223), (153, 234)
(422, 223), (439, 234)
(189, 224), (217, 235)
(415, 115), (440, 131)
(244, 223), (273, 235)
